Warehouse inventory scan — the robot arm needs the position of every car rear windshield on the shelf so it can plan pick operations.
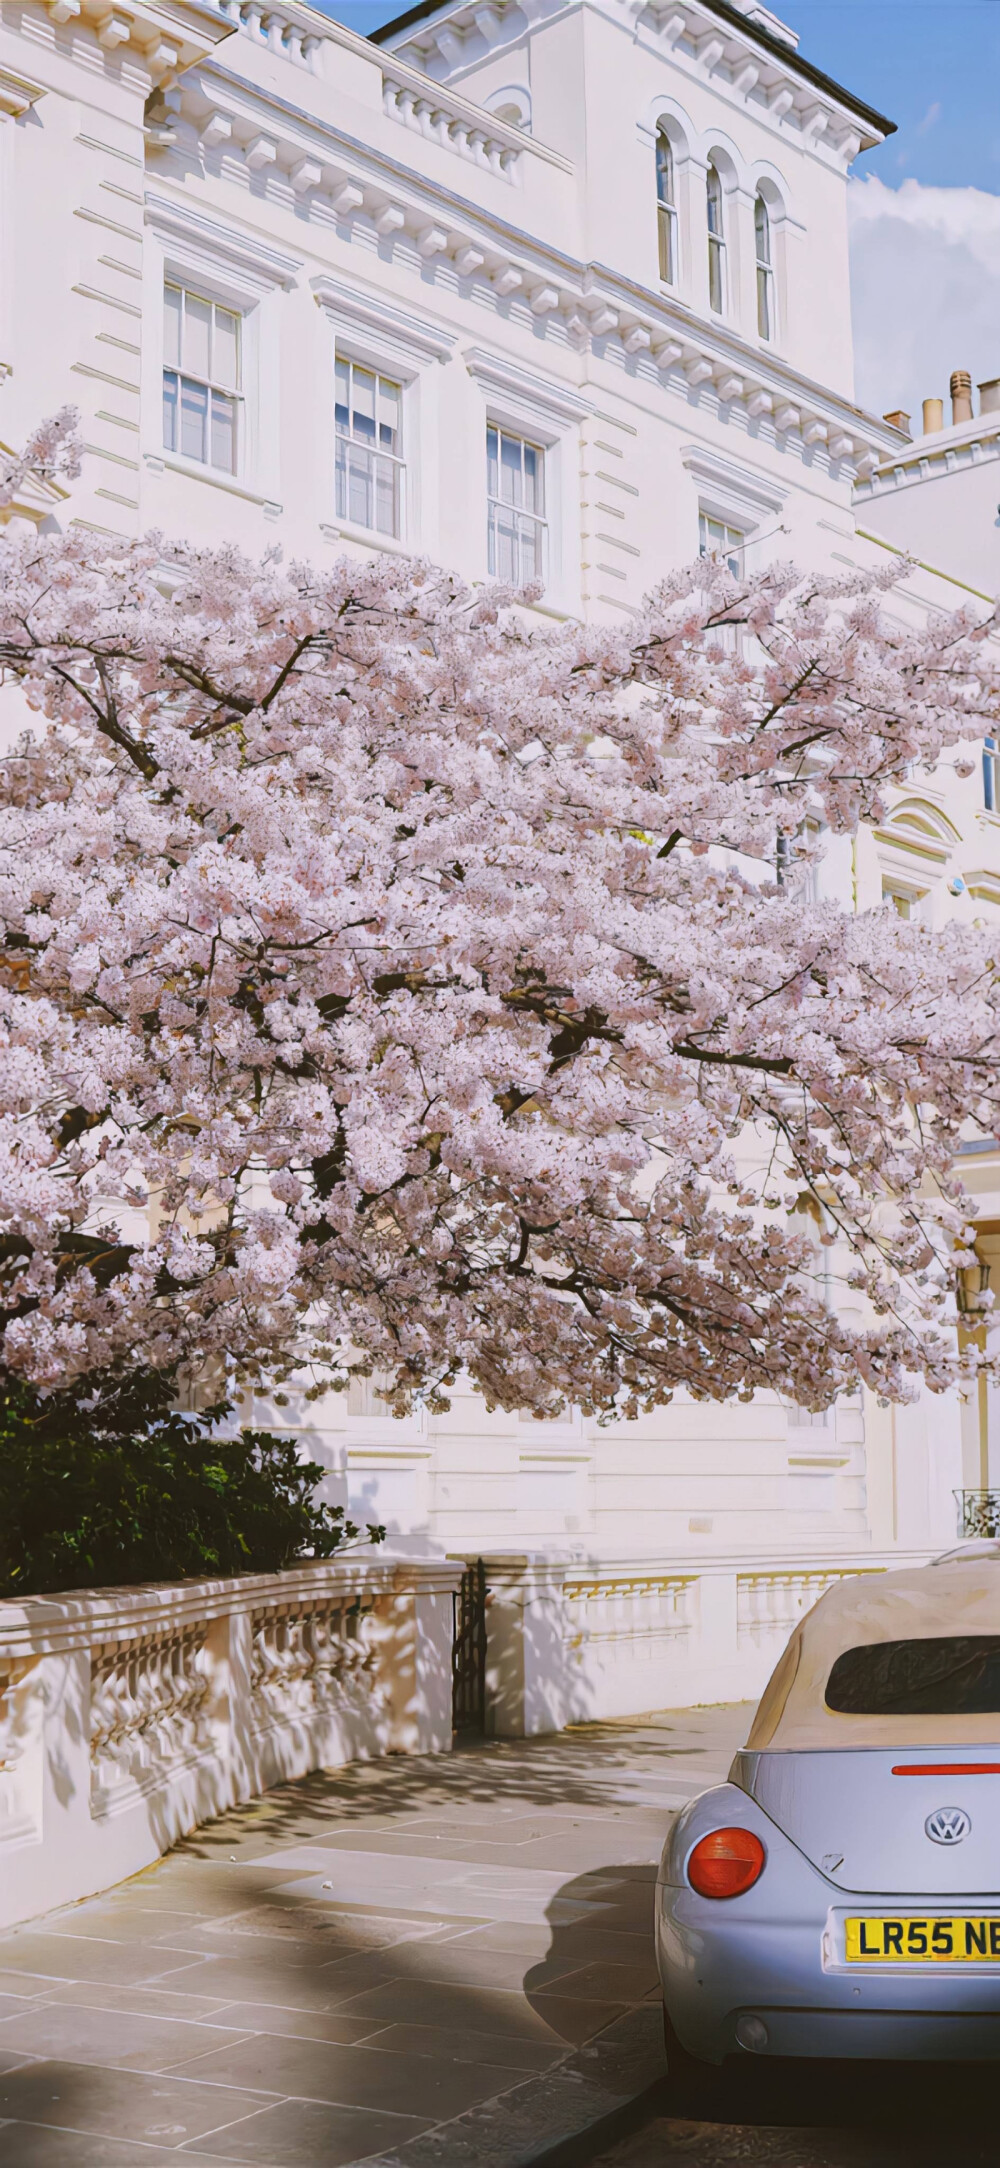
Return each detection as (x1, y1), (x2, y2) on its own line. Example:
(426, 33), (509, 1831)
(825, 1636), (1000, 1716)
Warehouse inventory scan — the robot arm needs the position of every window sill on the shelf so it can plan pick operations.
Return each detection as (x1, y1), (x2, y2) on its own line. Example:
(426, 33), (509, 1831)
(144, 452), (282, 516)
(321, 519), (414, 558)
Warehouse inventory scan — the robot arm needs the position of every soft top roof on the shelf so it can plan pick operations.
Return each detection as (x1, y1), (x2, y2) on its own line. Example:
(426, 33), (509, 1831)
(746, 1547), (1000, 1751)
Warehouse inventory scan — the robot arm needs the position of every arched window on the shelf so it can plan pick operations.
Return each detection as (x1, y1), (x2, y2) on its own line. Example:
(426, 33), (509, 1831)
(655, 128), (677, 285)
(706, 162), (725, 314)
(755, 193), (774, 341)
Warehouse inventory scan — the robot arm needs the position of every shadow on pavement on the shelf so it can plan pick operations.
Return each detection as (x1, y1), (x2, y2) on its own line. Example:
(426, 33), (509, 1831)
(626, 2046), (1000, 2167)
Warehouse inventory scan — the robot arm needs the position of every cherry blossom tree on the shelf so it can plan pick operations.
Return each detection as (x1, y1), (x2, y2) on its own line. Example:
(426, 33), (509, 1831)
(0, 419), (999, 1417)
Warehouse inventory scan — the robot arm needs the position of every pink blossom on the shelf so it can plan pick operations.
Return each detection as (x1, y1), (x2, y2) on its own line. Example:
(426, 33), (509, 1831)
(0, 426), (997, 1415)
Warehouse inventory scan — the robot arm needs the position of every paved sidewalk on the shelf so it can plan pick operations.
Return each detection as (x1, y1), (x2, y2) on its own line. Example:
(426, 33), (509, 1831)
(0, 1704), (748, 2166)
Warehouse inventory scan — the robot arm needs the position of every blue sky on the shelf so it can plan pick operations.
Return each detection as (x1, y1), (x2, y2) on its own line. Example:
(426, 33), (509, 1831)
(777, 2), (1000, 193)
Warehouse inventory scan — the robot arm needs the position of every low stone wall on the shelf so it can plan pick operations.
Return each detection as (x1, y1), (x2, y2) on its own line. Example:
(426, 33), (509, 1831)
(475, 1548), (933, 1734)
(0, 1553), (462, 1931)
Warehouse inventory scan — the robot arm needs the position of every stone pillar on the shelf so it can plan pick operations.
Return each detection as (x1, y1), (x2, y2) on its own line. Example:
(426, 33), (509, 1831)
(377, 1561), (463, 1754)
(476, 1555), (573, 1737)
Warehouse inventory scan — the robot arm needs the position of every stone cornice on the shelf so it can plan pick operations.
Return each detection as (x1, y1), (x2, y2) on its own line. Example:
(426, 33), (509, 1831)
(161, 68), (898, 480)
(373, 0), (892, 167)
(856, 417), (1000, 503)
(37, 0), (234, 82)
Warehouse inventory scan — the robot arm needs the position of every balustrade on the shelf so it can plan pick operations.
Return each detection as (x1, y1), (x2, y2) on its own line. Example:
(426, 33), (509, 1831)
(0, 1554), (461, 1932)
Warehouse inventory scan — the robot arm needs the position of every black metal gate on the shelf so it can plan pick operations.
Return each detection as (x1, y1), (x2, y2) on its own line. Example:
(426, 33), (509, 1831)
(452, 1558), (487, 1736)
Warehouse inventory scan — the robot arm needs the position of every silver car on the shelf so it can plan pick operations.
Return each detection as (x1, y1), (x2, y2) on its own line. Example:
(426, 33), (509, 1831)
(657, 1544), (1000, 2064)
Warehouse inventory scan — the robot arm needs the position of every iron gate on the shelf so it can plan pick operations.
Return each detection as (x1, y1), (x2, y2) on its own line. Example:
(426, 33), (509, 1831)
(452, 1558), (487, 1736)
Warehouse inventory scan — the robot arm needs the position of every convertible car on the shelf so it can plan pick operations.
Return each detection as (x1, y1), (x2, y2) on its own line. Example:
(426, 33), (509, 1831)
(657, 1544), (1000, 2064)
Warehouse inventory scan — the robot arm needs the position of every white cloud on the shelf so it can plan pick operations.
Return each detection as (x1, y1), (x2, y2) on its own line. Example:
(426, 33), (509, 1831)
(848, 175), (1000, 430)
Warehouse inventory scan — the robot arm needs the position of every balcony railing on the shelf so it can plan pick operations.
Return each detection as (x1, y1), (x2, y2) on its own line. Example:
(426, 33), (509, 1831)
(956, 1489), (1000, 1539)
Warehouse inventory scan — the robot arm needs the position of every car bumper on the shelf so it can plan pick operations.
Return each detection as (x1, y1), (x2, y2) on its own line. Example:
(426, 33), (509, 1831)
(657, 1885), (1000, 2063)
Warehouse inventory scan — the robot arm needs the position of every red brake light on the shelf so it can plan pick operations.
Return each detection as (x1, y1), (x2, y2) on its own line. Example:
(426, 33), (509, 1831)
(687, 1827), (766, 1900)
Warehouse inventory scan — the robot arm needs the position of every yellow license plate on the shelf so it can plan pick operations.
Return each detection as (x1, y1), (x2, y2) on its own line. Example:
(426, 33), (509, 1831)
(845, 1916), (1000, 1963)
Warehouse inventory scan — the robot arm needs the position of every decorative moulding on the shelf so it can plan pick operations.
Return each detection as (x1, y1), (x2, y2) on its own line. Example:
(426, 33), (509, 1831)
(145, 190), (302, 294)
(312, 274), (458, 367)
(378, 0), (888, 168)
(463, 346), (594, 432)
(41, 0), (234, 74)
(681, 441), (787, 523)
(0, 67), (47, 119)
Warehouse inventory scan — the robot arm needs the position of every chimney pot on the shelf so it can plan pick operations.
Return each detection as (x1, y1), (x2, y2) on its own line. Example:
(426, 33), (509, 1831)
(951, 369), (974, 425)
(922, 397), (944, 435)
(883, 409), (911, 435)
(979, 378), (1000, 416)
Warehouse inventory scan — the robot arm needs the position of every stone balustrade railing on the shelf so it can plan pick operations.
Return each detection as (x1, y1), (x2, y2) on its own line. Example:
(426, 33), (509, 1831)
(474, 1549), (932, 1735)
(0, 1553), (461, 1932)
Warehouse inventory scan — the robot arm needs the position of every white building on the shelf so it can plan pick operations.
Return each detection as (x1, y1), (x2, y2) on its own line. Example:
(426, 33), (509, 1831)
(0, 0), (996, 1710)
(856, 368), (1000, 600)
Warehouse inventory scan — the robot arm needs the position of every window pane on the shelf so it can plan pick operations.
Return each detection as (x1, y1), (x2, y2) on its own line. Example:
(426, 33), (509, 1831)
(335, 358), (351, 434)
(486, 424), (499, 500)
(491, 503), (518, 582)
(184, 292), (211, 381)
(658, 203), (675, 285)
(377, 376), (401, 453)
(214, 308), (240, 391)
(826, 1637), (1000, 1717)
(757, 266), (771, 342)
(523, 442), (543, 516)
(500, 430), (523, 507)
(755, 194), (771, 264)
(163, 285), (182, 370)
(347, 444), (373, 528)
(375, 453), (398, 536)
(655, 129), (673, 206)
(180, 376), (208, 463)
(163, 369), (179, 453)
(211, 390), (236, 473)
(351, 366), (376, 444)
(708, 236), (724, 315)
(523, 513), (544, 581)
(706, 165), (723, 236)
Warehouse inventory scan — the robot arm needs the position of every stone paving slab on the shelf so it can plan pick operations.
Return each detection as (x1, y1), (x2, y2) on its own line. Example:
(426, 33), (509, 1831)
(0, 1704), (747, 2165)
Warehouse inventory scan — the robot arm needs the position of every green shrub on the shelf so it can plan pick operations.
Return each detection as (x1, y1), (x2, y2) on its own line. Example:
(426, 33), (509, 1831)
(0, 1368), (382, 1599)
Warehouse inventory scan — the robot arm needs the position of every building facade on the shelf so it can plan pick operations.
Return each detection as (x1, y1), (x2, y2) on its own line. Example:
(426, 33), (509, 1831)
(1, 0), (997, 1697)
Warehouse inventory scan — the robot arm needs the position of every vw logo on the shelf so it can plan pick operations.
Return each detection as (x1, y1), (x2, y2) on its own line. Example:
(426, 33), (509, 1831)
(925, 1807), (971, 1846)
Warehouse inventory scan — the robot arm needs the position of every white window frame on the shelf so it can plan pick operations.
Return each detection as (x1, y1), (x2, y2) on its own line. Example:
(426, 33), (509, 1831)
(754, 192), (775, 344)
(706, 161), (726, 316)
(486, 423), (547, 587)
(464, 348), (592, 618)
(312, 276), (459, 557)
(681, 444), (787, 565)
(655, 126), (678, 287)
(334, 355), (406, 542)
(143, 195), (299, 509)
(162, 282), (243, 477)
(699, 510), (746, 577)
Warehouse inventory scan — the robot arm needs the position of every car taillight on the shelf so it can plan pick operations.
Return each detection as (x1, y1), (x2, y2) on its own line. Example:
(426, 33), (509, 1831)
(687, 1827), (766, 1900)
